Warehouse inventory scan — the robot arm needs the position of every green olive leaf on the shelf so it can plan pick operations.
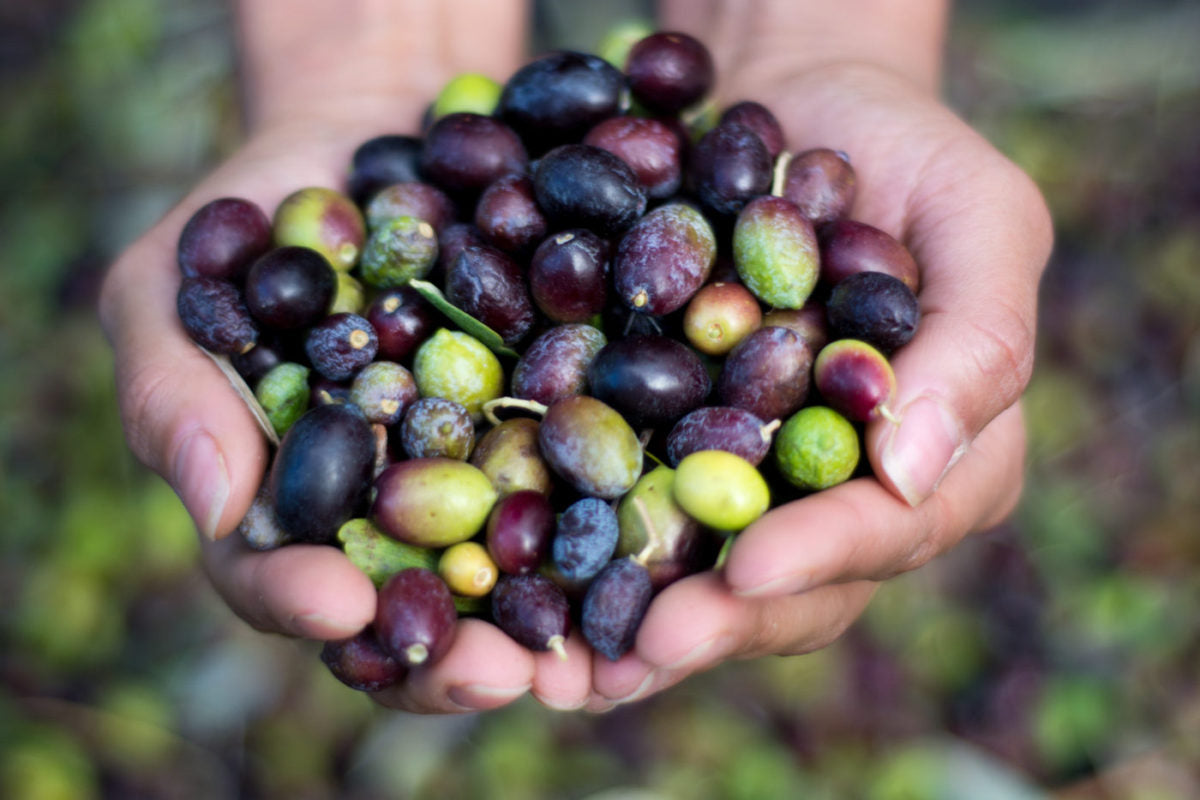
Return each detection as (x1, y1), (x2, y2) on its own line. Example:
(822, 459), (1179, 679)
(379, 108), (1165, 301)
(409, 278), (520, 359)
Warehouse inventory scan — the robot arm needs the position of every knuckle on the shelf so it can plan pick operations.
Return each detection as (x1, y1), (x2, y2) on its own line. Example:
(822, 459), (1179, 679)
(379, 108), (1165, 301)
(118, 359), (177, 471)
(968, 299), (1037, 403)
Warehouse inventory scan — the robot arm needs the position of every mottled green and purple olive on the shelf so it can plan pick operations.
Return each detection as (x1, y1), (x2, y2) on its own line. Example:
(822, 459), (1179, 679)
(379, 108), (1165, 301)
(399, 396), (475, 460)
(614, 201), (716, 315)
(733, 195), (819, 309)
(682, 281), (763, 356)
(360, 215), (439, 288)
(255, 362), (310, 437)
(272, 186), (365, 272)
(413, 329), (504, 421)
(329, 270), (365, 315)
(538, 395), (643, 499)
(616, 465), (716, 589)
(438, 541), (499, 597)
(371, 457), (498, 547)
(349, 361), (418, 425)
(775, 406), (860, 490)
(365, 181), (457, 234)
(470, 417), (554, 498)
(814, 339), (898, 422)
(673, 450), (770, 531)
(337, 517), (439, 587)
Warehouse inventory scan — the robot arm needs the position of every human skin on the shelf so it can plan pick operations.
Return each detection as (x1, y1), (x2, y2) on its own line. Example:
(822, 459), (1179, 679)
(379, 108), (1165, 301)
(99, 0), (1051, 713)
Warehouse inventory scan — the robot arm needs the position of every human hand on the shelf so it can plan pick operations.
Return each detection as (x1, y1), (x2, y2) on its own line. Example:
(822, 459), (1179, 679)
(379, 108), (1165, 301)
(581, 4), (1052, 708)
(98, 0), (576, 714)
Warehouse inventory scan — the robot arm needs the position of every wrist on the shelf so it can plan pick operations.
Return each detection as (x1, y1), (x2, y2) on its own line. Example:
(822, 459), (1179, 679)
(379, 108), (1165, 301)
(234, 0), (530, 135)
(659, 0), (949, 96)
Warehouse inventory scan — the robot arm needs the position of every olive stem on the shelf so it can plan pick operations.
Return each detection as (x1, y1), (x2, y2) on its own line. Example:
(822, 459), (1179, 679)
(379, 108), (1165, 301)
(877, 403), (901, 426)
(404, 643), (429, 666)
(759, 418), (782, 446)
(771, 150), (794, 197)
(482, 396), (549, 427)
(547, 634), (569, 662)
(630, 497), (658, 567)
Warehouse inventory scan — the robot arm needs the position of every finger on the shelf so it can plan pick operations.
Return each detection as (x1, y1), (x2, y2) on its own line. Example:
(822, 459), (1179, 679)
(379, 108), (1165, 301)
(530, 627), (593, 712)
(588, 648), (657, 710)
(200, 536), (377, 639)
(100, 230), (270, 540)
(590, 573), (877, 706)
(725, 401), (1026, 597)
(97, 135), (352, 540)
(372, 619), (535, 714)
(865, 137), (1052, 506)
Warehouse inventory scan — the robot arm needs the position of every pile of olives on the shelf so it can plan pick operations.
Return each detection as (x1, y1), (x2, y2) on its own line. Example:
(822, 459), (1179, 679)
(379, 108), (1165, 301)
(173, 30), (922, 692)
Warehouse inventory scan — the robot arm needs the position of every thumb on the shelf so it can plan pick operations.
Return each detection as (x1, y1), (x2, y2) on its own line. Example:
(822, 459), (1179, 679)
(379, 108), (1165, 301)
(100, 215), (269, 540)
(866, 143), (1052, 506)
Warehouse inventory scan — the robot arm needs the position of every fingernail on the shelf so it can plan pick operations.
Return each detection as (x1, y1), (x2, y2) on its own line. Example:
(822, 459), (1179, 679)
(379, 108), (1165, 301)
(289, 612), (362, 640)
(662, 634), (734, 671)
(173, 430), (230, 540)
(448, 683), (530, 711)
(610, 671), (658, 706)
(536, 693), (589, 712)
(878, 395), (968, 507)
(732, 572), (812, 599)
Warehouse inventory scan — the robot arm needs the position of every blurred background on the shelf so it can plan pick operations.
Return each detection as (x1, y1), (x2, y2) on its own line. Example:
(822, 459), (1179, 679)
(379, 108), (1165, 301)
(1, 0), (1198, 797)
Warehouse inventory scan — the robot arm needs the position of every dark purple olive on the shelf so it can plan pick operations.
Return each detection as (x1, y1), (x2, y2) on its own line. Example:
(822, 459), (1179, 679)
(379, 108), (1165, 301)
(176, 276), (258, 355)
(666, 406), (774, 467)
(491, 573), (571, 655)
(268, 403), (375, 544)
(819, 219), (919, 292)
(375, 568), (458, 667)
(688, 122), (772, 218)
(321, 627), (406, 692)
(244, 246), (336, 330)
(581, 557), (654, 661)
(533, 144), (647, 238)
(498, 50), (625, 154)
(347, 134), (423, 205)
(365, 286), (437, 362)
(583, 116), (683, 199)
(177, 197), (272, 281)
(474, 173), (548, 255)
(586, 335), (711, 429)
(719, 101), (786, 160)
(420, 112), (527, 195)
(626, 32), (714, 114)
(782, 148), (857, 225)
(529, 229), (610, 324)
(718, 326), (813, 422)
(826, 271), (921, 353)
(444, 245), (536, 345)
(305, 312), (379, 381)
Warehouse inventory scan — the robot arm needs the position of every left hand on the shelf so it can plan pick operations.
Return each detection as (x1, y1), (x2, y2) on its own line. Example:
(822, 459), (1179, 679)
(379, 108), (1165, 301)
(579, 35), (1051, 708)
